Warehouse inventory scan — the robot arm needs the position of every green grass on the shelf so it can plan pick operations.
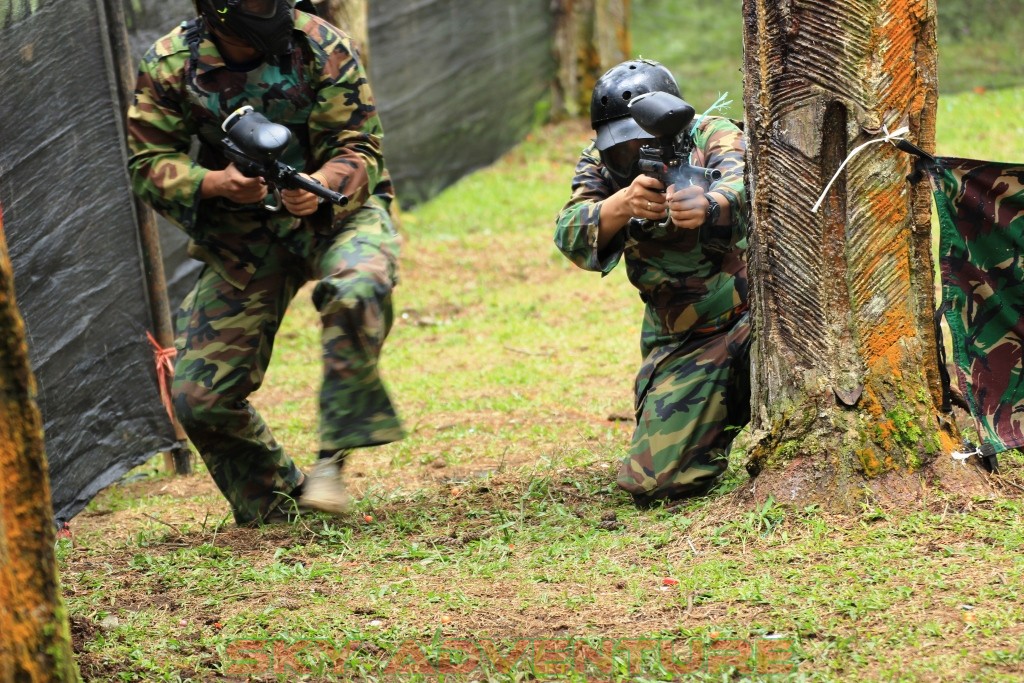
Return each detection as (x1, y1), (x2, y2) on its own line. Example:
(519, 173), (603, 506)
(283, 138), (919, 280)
(936, 0), (1024, 93)
(936, 87), (1024, 161)
(65, 464), (1024, 681)
(60, 4), (1024, 682)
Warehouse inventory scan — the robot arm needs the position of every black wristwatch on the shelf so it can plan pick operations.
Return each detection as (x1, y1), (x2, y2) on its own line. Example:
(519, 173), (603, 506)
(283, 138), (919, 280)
(703, 193), (721, 226)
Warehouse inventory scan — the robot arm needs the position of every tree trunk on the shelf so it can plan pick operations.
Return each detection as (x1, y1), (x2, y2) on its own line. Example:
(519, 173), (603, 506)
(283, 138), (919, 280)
(0, 211), (79, 680)
(740, 0), (992, 509)
(322, 0), (370, 68)
(552, 0), (632, 119)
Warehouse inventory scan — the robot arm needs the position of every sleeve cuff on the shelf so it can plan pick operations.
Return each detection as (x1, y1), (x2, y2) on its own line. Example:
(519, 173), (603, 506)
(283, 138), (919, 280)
(595, 229), (625, 274)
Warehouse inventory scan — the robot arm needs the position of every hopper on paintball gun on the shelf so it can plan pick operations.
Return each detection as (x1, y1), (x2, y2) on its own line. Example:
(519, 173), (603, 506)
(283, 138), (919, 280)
(628, 91), (721, 189)
(221, 105), (348, 210)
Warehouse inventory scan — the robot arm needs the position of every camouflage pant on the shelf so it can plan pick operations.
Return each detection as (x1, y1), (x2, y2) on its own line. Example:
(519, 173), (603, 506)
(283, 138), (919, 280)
(172, 202), (403, 524)
(617, 312), (751, 501)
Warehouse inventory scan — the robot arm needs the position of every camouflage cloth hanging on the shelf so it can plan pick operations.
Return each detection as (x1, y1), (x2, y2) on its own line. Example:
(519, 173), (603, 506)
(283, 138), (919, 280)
(930, 157), (1024, 453)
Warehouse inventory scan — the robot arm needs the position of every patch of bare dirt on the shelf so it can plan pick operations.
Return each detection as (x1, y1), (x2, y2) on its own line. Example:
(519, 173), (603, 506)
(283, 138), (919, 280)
(732, 451), (1006, 515)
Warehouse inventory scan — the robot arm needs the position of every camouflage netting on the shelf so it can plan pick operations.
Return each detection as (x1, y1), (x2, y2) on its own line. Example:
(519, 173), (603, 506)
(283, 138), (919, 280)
(0, 0), (181, 524)
(124, 0), (556, 309)
(931, 157), (1024, 454)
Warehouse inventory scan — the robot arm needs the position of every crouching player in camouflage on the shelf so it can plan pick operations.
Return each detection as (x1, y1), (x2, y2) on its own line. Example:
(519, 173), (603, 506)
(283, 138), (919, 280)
(127, 0), (404, 525)
(554, 60), (751, 507)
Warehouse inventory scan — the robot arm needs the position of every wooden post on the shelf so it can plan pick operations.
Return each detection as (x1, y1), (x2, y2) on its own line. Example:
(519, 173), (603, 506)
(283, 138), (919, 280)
(0, 209), (80, 682)
(100, 0), (191, 474)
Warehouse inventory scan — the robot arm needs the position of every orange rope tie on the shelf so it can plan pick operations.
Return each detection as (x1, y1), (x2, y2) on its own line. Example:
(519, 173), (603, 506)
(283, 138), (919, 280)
(146, 331), (177, 423)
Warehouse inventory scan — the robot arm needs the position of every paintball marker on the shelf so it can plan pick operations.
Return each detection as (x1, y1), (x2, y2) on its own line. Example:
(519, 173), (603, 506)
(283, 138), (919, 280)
(628, 91), (721, 188)
(221, 105), (349, 210)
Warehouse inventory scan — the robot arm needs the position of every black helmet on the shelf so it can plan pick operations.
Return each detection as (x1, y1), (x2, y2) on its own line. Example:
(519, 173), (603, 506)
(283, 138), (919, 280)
(590, 59), (680, 151)
(196, 0), (295, 59)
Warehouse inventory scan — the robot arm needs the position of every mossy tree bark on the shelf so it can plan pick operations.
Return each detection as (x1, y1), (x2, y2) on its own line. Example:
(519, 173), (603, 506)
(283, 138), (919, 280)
(0, 213), (79, 680)
(740, 0), (991, 510)
(552, 0), (631, 119)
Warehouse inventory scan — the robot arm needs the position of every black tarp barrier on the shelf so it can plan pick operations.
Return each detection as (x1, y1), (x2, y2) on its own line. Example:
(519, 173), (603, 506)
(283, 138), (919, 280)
(367, 0), (556, 206)
(0, 0), (182, 524)
(123, 0), (556, 307)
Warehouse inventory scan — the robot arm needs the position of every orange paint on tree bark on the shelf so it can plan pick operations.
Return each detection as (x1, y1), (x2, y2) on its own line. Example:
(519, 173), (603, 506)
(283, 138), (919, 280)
(0, 209), (79, 681)
(853, 173), (917, 368)
(863, 308), (915, 372)
(859, 385), (886, 419)
(741, 0), (951, 507)
(857, 448), (883, 476)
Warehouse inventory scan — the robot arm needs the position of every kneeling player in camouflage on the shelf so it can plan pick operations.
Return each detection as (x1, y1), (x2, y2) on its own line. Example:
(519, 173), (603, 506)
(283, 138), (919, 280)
(554, 60), (751, 506)
(127, 0), (403, 525)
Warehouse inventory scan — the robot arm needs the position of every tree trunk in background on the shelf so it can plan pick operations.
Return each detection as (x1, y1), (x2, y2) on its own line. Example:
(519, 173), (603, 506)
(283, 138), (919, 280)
(552, 0), (631, 119)
(0, 213), (79, 680)
(741, 0), (991, 510)
(323, 0), (370, 67)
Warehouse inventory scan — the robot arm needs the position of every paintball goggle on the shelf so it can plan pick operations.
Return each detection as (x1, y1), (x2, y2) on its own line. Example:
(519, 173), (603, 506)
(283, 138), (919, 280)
(199, 0), (295, 58)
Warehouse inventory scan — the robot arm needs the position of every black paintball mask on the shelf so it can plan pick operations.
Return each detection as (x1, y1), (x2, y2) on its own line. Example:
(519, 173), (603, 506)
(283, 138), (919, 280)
(590, 59), (680, 188)
(197, 0), (295, 61)
(600, 138), (651, 188)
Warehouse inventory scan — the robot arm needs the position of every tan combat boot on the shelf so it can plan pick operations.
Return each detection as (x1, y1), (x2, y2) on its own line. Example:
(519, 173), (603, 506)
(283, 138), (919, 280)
(298, 451), (352, 515)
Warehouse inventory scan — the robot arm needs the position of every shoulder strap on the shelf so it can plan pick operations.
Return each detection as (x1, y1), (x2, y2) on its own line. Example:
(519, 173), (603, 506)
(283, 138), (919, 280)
(183, 17), (204, 81)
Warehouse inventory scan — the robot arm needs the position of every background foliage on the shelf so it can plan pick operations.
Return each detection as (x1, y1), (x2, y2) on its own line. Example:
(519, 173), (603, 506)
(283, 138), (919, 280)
(632, 0), (1024, 119)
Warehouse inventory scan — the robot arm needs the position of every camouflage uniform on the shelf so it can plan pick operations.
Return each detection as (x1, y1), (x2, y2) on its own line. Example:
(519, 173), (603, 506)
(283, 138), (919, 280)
(554, 117), (750, 502)
(127, 10), (403, 524)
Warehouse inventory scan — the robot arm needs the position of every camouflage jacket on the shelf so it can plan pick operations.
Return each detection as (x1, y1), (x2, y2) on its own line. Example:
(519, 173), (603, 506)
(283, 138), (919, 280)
(127, 10), (391, 288)
(554, 116), (748, 358)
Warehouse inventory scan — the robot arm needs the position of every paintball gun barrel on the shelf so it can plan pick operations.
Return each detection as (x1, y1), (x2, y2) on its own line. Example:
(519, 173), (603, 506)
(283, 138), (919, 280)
(221, 105), (349, 209)
(628, 91), (721, 188)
